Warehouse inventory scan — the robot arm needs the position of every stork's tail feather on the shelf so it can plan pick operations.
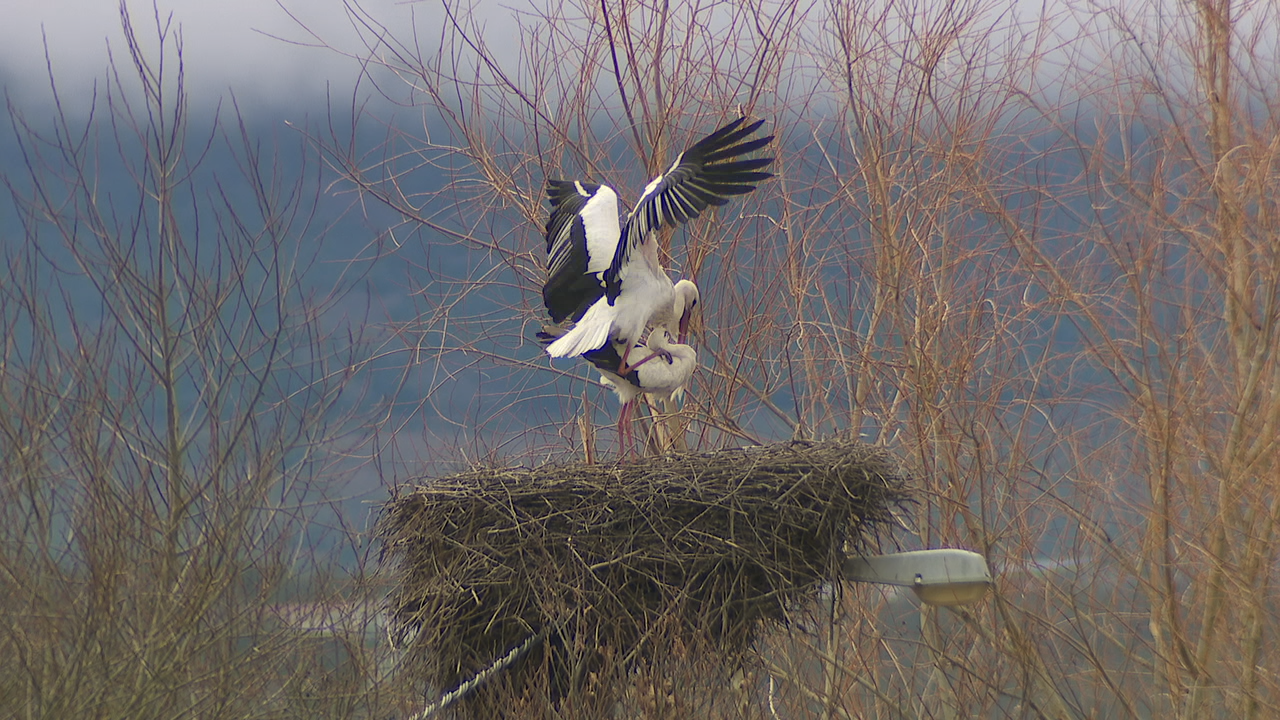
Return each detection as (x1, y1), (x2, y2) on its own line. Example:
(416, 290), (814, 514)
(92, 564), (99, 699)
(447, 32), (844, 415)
(545, 322), (613, 358)
(545, 301), (615, 358)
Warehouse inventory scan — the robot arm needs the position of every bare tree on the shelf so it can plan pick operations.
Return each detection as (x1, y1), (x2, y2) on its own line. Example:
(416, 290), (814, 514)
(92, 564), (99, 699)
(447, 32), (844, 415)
(298, 0), (1280, 716)
(8, 0), (1268, 716)
(0, 4), (409, 718)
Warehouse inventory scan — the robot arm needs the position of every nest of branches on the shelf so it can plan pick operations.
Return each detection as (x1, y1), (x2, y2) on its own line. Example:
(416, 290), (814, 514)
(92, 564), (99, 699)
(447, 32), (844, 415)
(377, 436), (914, 715)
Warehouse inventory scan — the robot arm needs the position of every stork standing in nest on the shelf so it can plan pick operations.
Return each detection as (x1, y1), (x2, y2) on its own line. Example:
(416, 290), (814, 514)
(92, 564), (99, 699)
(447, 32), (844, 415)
(538, 326), (696, 456)
(541, 117), (774, 374)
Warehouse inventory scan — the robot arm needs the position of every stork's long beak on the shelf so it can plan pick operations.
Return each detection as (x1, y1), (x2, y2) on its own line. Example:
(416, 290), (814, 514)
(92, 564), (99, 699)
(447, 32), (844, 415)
(678, 312), (691, 344)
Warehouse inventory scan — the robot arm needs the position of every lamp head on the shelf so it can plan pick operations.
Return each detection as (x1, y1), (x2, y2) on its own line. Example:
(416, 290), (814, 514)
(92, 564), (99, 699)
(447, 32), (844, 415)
(844, 549), (992, 607)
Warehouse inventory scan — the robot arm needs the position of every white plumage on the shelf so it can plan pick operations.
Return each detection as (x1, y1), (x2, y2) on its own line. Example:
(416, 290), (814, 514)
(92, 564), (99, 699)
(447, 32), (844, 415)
(541, 117), (773, 371)
(603, 329), (697, 435)
(669, 279), (699, 344)
(538, 326), (697, 454)
(544, 241), (673, 362)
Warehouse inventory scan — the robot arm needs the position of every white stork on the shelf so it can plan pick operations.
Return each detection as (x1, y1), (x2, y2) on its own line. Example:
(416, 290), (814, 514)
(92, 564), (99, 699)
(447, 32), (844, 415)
(541, 117), (773, 372)
(538, 326), (697, 455)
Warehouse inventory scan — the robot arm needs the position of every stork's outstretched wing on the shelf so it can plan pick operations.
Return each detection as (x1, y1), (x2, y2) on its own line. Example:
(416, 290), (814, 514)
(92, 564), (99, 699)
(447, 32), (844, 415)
(542, 180), (621, 323)
(604, 117), (774, 300)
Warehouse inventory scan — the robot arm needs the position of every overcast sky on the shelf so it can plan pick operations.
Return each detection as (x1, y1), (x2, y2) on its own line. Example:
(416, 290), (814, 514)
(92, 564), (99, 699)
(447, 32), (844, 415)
(0, 0), (428, 117)
(2, 0), (1162, 125)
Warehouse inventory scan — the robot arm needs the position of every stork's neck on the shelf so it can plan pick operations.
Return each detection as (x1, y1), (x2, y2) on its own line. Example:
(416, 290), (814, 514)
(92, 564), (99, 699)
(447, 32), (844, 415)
(646, 329), (671, 352)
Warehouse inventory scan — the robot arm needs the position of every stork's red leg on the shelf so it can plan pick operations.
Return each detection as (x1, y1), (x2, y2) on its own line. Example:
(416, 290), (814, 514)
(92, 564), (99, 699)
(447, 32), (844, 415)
(626, 348), (671, 371)
(617, 401), (634, 458)
(617, 344), (634, 375)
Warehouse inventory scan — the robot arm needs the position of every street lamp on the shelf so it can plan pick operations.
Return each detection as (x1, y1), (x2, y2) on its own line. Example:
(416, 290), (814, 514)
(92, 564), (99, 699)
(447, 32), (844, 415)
(844, 549), (992, 606)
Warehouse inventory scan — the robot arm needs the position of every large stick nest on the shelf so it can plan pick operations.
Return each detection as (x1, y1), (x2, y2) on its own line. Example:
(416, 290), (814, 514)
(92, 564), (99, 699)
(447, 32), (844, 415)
(377, 436), (914, 711)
